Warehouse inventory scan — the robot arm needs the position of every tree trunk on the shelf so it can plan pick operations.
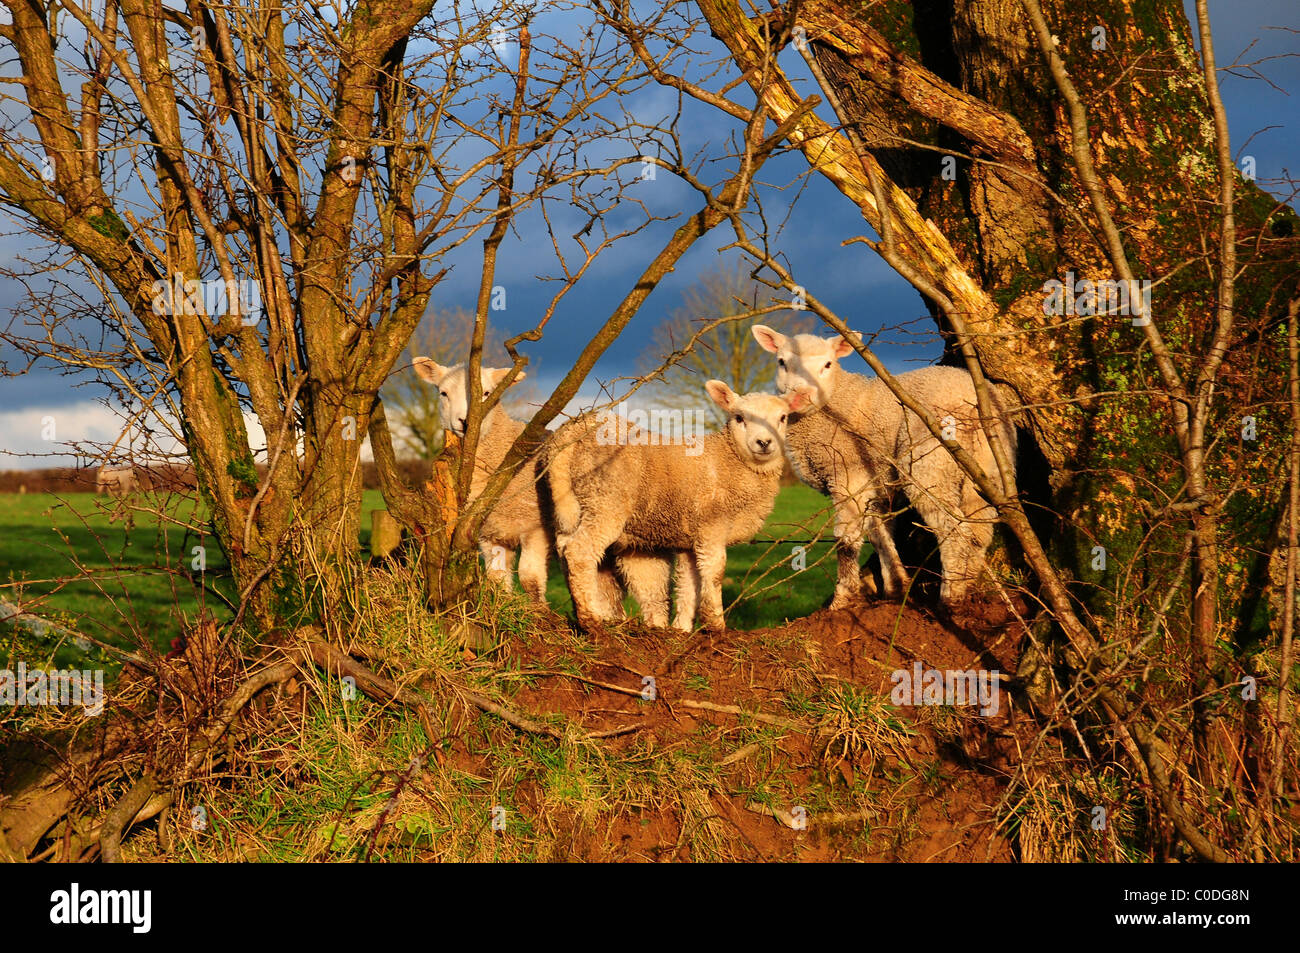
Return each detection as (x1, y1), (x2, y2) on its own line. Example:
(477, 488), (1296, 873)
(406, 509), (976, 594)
(721, 0), (1298, 603)
(697, 0), (1299, 852)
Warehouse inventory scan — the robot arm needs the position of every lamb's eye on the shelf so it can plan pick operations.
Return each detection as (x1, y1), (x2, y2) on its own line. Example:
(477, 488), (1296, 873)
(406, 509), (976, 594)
(777, 358), (786, 368)
(440, 391), (448, 398)
(734, 414), (744, 424)
(780, 414), (787, 423)
(823, 361), (832, 370)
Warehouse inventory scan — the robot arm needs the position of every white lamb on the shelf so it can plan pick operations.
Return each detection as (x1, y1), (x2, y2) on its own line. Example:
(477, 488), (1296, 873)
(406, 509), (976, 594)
(414, 358), (627, 615)
(95, 465), (136, 497)
(751, 325), (1016, 606)
(413, 358), (552, 600)
(542, 380), (792, 632)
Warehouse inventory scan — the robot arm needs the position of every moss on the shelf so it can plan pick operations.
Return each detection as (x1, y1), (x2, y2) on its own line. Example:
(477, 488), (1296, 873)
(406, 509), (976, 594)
(994, 240), (1060, 313)
(88, 210), (129, 241)
(226, 454), (259, 495)
(868, 0), (922, 58)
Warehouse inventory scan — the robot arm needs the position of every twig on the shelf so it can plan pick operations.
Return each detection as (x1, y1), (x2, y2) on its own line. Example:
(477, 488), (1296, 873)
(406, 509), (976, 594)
(677, 698), (804, 729)
(511, 668), (649, 698)
(744, 800), (875, 830)
(720, 741), (766, 766)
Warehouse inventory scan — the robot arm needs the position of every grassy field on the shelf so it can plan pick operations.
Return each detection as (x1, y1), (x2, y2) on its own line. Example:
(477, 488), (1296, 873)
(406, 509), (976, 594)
(0, 491), (234, 668)
(0, 484), (844, 667)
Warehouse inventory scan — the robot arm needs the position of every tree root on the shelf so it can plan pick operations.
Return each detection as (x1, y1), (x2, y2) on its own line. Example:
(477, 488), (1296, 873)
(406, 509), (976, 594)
(99, 774), (159, 863)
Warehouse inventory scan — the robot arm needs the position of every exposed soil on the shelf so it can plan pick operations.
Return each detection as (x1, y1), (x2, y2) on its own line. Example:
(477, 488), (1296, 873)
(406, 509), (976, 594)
(456, 594), (1035, 861)
(0, 570), (1040, 861)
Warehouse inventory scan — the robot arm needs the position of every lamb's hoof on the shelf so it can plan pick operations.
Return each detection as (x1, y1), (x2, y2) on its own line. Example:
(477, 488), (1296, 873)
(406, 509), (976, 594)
(574, 610), (607, 634)
(939, 586), (971, 607)
(828, 590), (859, 611)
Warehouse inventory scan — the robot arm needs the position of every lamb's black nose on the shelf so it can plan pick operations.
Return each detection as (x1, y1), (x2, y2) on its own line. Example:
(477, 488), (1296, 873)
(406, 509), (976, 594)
(756, 438), (772, 452)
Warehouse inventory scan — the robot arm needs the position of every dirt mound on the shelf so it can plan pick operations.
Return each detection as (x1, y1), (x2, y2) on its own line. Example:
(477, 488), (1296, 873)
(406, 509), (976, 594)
(471, 595), (1032, 861)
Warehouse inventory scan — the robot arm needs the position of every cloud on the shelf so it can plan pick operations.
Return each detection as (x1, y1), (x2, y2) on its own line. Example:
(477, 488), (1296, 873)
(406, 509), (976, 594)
(0, 400), (333, 471)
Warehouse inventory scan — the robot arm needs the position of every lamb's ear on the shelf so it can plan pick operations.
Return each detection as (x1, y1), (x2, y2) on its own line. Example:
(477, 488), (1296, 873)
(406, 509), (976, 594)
(831, 333), (859, 359)
(787, 391), (811, 413)
(752, 324), (785, 354)
(705, 379), (737, 412)
(413, 356), (446, 383)
(485, 367), (523, 389)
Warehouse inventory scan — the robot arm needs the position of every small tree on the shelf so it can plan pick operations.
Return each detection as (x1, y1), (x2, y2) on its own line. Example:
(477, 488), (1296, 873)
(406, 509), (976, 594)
(639, 264), (817, 423)
(0, 0), (816, 621)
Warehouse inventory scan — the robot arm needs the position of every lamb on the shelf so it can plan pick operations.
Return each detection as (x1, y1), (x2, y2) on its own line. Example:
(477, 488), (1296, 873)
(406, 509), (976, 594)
(95, 465), (136, 498)
(413, 358), (553, 601)
(751, 325), (1016, 606)
(413, 357), (625, 615)
(542, 380), (793, 632)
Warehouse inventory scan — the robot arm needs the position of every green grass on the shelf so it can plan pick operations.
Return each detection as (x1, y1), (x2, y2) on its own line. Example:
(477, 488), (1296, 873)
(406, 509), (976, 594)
(0, 484), (848, 670)
(0, 491), (234, 666)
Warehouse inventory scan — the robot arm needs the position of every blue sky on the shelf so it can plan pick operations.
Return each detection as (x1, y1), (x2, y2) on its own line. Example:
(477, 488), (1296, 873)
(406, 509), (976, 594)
(0, 0), (1296, 466)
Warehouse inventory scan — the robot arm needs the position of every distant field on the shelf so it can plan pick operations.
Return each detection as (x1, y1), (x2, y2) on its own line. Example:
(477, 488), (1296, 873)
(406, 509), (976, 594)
(0, 491), (234, 666)
(1, 485), (845, 665)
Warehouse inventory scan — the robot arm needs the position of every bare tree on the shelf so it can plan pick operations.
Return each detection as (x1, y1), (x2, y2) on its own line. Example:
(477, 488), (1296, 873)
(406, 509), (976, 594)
(0, 0), (821, 619)
(638, 264), (817, 423)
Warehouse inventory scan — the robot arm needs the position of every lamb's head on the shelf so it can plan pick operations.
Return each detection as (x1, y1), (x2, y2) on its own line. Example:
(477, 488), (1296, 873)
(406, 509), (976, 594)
(751, 324), (858, 412)
(705, 380), (791, 472)
(412, 358), (525, 438)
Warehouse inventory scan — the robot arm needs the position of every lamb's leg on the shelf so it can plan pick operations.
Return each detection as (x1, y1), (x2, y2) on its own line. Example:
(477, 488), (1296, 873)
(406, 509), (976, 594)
(543, 444), (579, 555)
(830, 483), (908, 606)
(693, 541), (728, 631)
(953, 426), (1011, 598)
(563, 515), (624, 630)
(515, 528), (550, 602)
(617, 551), (671, 627)
(908, 475), (988, 603)
(943, 481), (997, 602)
(862, 502), (909, 598)
(671, 552), (700, 632)
(829, 494), (866, 609)
(479, 541), (515, 590)
(595, 556), (628, 620)
(956, 495), (998, 600)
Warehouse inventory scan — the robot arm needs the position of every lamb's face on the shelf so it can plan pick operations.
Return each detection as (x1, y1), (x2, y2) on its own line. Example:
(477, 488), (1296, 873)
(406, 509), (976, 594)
(412, 358), (523, 437)
(751, 324), (857, 412)
(705, 381), (791, 470)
